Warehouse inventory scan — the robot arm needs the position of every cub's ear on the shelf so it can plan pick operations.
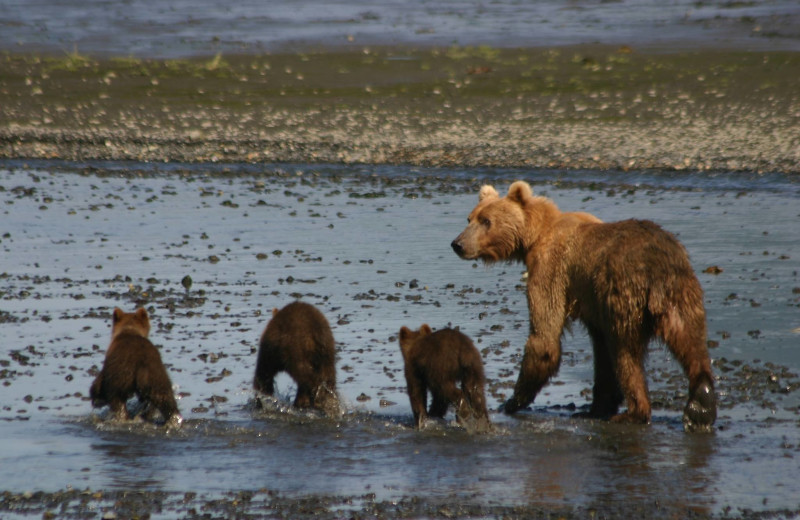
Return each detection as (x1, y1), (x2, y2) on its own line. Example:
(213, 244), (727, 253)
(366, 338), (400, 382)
(134, 308), (150, 328)
(507, 181), (533, 205)
(271, 307), (279, 317)
(420, 324), (433, 336)
(479, 185), (499, 201)
(399, 326), (412, 341)
(112, 307), (125, 324)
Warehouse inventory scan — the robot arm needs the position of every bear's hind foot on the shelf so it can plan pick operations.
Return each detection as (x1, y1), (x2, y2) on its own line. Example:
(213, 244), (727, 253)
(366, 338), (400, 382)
(498, 398), (521, 415)
(683, 376), (716, 433)
(609, 410), (650, 424)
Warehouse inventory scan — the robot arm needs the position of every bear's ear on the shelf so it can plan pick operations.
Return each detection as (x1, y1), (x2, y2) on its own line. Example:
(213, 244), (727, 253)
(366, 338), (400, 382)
(134, 308), (150, 326)
(507, 181), (533, 205)
(419, 324), (433, 336)
(112, 307), (125, 324)
(271, 307), (279, 317)
(398, 326), (412, 342)
(479, 185), (499, 201)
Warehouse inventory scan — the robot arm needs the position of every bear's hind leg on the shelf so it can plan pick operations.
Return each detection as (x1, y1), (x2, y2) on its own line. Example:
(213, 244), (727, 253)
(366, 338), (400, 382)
(577, 327), (623, 419)
(405, 374), (429, 428)
(253, 352), (281, 395)
(109, 396), (131, 421)
(611, 348), (651, 424)
(433, 380), (466, 423)
(460, 376), (491, 431)
(428, 394), (449, 418)
(657, 307), (717, 431)
(683, 373), (716, 432)
(150, 392), (180, 423)
(293, 382), (314, 408)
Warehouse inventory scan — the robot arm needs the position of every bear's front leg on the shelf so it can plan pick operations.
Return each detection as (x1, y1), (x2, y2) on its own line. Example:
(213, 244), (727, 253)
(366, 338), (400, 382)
(502, 334), (561, 414)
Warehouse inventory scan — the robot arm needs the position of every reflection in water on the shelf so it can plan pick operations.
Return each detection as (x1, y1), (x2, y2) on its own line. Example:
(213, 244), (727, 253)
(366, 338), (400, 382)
(91, 423), (180, 489)
(580, 422), (717, 515)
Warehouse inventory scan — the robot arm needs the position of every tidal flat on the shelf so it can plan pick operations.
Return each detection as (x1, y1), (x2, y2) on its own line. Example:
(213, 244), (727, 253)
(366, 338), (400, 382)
(0, 162), (798, 518)
(1, 46), (798, 173)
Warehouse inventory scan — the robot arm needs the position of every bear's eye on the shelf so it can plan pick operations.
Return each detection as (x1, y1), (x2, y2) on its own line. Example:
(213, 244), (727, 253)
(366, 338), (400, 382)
(479, 217), (491, 227)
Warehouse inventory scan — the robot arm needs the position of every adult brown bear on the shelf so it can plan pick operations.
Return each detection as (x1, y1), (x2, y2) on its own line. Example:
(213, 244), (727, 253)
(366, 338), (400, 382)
(90, 307), (182, 426)
(451, 181), (716, 431)
(253, 301), (339, 415)
(398, 324), (490, 431)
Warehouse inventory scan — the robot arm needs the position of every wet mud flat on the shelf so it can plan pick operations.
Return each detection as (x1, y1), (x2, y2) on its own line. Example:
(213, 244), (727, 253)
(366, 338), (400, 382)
(1, 162), (799, 518)
(1, 46), (799, 174)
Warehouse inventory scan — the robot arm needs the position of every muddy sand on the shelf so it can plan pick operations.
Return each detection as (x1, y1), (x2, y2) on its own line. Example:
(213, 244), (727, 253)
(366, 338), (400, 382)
(1, 46), (798, 173)
(1, 162), (799, 519)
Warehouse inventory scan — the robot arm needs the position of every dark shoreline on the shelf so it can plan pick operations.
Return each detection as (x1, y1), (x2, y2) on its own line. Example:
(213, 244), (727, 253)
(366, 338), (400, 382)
(1, 46), (798, 174)
(2, 487), (781, 519)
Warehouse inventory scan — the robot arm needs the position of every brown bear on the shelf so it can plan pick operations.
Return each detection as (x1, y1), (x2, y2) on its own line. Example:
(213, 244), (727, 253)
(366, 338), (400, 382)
(398, 324), (490, 431)
(253, 301), (339, 415)
(90, 307), (182, 426)
(451, 181), (716, 432)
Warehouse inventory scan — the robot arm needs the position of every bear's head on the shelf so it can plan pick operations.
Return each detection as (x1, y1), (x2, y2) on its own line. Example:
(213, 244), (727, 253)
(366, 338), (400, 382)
(111, 307), (151, 339)
(398, 324), (433, 360)
(451, 181), (547, 264)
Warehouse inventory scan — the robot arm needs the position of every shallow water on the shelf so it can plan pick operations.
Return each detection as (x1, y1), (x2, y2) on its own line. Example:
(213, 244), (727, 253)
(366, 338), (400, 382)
(2, 0), (800, 57)
(1, 161), (799, 515)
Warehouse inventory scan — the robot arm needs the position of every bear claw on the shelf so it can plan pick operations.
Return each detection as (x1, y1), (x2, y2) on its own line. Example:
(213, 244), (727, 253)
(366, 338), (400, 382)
(683, 378), (717, 433)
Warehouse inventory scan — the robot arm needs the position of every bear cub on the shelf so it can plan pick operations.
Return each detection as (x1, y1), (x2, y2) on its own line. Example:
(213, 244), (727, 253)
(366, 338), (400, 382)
(398, 325), (490, 431)
(253, 301), (339, 415)
(90, 307), (182, 426)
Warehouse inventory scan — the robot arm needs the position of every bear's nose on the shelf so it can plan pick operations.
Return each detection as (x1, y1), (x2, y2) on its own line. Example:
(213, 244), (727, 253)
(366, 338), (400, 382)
(451, 240), (464, 255)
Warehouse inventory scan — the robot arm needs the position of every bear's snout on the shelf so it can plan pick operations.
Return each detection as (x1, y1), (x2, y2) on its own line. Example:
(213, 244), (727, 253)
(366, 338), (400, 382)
(451, 239), (465, 257)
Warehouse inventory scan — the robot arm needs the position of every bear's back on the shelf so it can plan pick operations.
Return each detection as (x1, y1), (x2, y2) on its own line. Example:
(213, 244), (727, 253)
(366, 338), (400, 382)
(261, 301), (335, 364)
(105, 333), (163, 370)
(411, 329), (484, 378)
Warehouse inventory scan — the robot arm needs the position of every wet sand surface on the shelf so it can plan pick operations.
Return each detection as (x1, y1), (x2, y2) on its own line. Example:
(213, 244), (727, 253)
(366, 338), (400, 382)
(1, 46), (798, 174)
(1, 163), (799, 518)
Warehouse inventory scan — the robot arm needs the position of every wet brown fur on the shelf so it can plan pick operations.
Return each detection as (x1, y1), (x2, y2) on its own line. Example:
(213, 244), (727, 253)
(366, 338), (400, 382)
(89, 307), (181, 424)
(398, 325), (490, 430)
(451, 181), (716, 430)
(253, 301), (338, 413)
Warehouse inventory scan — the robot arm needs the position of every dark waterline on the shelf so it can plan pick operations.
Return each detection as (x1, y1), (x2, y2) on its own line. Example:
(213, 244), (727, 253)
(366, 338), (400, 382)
(2, 0), (800, 57)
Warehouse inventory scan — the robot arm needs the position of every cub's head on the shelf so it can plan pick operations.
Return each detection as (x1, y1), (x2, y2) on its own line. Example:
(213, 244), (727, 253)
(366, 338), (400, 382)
(398, 324), (433, 360)
(111, 307), (151, 339)
(451, 181), (537, 263)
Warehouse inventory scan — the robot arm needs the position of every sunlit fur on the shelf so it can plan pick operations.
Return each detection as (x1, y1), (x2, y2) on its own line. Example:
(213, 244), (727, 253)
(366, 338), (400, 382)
(90, 307), (182, 426)
(253, 301), (339, 415)
(451, 181), (716, 430)
(398, 324), (490, 431)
